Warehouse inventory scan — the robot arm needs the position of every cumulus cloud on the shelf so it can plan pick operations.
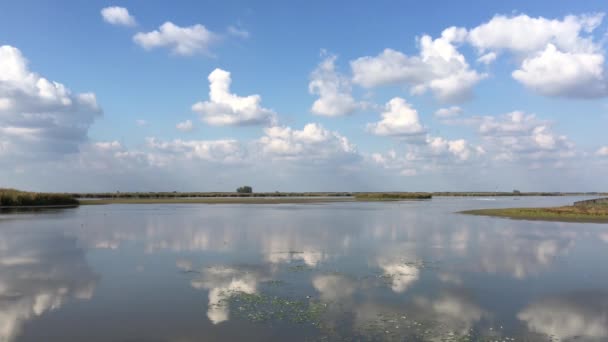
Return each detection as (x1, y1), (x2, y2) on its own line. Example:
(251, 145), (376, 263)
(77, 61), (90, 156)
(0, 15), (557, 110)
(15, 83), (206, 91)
(370, 131), (482, 176)
(468, 13), (603, 55)
(192, 68), (276, 126)
(176, 119), (194, 132)
(351, 27), (486, 102)
(435, 106), (462, 118)
(427, 136), (475, 161)
(309, 54), (359, 116)
(146, 137), (246, 164)
(468, 13), (608, 98)
(477, 111), (576, 163)
(133, 22), (218, 56)
(100, 6), (136, 27)
(512, 44), (606, 97)
(257, 123), (357, 161)
(0, 45), (102, 160)
(367, 97), (425, 136)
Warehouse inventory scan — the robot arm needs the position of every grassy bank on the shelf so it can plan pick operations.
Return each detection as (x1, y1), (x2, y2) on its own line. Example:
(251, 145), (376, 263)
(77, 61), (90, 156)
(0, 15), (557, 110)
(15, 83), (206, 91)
(460, 203), (608, 223)
(355, 193), (432, 201)
(0, 189), (79, 207)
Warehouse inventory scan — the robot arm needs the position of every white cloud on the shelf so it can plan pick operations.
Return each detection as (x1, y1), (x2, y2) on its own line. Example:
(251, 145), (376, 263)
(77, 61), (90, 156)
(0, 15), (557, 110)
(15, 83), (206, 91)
(477, 111), (576, 162)
(192, 68), (276, 126)
(227, 26), (250, 39)
(101, 6), (136, 27)
(351, 27), (486, 102)
(146, 137), (246, 164)
(176, 119), (194, 132)
(477, 52), (497, 64)
(258, 123), (357, 161)
(94, 141), (122, 151)
(427, 136), (474, 161)
(478, 111), (539, 135)
(0, 45), (101, 160)
(135, 119), (148, 127)
(435, 106), (462, 118)
(468, 13), (603, 55)
(367, 97), (424, 136)
(468, 13), (607, 98)
(597, 146), (608, 156)
(512, 44), (606, 97)
(370, 131), (483, 176)
(309, 54), (359, 116)
(133, 22), (218, 56)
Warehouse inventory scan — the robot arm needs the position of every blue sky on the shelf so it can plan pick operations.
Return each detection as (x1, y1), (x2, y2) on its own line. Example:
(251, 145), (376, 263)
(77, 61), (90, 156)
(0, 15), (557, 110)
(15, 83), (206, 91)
(1, 1), (608, 192)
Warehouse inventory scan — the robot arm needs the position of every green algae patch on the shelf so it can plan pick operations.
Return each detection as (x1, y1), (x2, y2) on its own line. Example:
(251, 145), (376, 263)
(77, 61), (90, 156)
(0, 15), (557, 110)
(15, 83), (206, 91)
(218, 291), (328, 325)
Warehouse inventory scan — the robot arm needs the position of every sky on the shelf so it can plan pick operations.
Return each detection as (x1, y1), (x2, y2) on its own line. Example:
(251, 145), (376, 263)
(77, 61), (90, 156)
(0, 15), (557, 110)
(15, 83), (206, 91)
(1, 0), (608, 192)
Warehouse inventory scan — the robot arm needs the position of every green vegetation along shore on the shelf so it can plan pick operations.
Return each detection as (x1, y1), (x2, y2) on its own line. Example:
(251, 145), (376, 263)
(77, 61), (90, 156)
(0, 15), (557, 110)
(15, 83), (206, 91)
(0, 189), (79, 207)
(354, 192), (432, 200)
(461, 200), (608, 223)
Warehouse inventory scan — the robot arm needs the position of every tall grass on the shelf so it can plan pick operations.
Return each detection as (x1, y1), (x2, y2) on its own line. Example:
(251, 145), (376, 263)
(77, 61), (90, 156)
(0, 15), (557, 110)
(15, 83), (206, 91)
(0, 189), (79, 207)
(355, 192), (432, 200)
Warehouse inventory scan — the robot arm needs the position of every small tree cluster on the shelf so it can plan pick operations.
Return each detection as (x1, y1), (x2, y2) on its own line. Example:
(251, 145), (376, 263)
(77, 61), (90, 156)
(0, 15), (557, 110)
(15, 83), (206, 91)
(237, 186), (253, 194)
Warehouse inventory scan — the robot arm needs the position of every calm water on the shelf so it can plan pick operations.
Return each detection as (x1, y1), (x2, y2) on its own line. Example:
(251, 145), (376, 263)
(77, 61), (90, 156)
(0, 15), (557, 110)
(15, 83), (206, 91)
(1, 197), (608, 342)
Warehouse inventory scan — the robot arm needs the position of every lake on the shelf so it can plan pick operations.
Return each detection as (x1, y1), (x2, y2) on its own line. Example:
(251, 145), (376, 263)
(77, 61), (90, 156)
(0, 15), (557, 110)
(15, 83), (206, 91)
(1, 197), (608, 341)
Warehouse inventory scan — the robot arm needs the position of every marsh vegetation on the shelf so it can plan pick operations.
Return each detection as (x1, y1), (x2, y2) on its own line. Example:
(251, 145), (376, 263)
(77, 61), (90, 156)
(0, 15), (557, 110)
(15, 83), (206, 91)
(461, 198), (608, 223)
(355, 192), (432, 200)
(0, 189), (78, 207)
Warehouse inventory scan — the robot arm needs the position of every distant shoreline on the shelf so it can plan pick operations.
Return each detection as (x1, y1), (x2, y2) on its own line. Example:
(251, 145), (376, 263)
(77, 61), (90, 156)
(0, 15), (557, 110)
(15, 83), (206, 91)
(2, 188), (607, 208)
(78, 197), (357, 205)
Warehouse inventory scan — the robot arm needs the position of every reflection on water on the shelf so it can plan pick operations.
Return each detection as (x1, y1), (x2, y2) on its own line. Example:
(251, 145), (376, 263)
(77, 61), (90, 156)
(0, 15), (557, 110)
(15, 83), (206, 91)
(0, 231), (98, 342)
(518, 291), (608, 341)
(0, 197), (607, 341)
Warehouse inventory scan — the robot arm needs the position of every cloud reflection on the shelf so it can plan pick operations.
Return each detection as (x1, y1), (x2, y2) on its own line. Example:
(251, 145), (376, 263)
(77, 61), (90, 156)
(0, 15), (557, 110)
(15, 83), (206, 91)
(0, 232), (98, 342)
(518, 290), (608, 341)
(188, 264), (266, 325)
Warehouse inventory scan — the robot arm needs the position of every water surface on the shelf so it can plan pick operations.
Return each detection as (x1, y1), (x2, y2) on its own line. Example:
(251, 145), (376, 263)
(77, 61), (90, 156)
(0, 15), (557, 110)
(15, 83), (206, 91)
(1, 197), (608, 341)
